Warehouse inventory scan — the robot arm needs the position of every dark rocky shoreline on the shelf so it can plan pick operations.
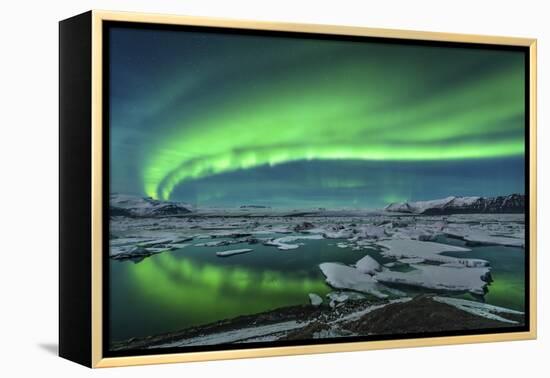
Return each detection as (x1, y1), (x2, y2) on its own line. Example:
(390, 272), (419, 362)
(111, 295), (524, 351)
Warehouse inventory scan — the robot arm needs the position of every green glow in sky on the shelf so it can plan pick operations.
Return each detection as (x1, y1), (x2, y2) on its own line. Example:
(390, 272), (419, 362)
(108, 29), (526, 201)
(141, 52), (524, 200)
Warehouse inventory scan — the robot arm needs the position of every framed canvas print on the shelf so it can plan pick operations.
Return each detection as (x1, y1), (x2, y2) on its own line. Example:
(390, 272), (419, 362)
(59, 10), (537, 368)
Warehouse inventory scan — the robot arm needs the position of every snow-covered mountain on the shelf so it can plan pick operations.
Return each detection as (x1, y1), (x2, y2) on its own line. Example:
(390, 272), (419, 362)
(110, 194), (193, 217)
(385, 194), (525, 215)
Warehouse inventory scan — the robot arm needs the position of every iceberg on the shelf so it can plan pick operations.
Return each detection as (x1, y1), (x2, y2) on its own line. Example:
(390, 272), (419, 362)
(265, 234), (323, 250)
(375, 264), (491, 295)
(326, 292), (350, 308)
(462, 231), (524, 248)
(376, 239), (488, 267)
(444, 224), (524, 248)
(355, 255), (383, 275)
(216, 248), (253, 257)
(308, 293), (323, 306)
(319, 262), (389, 299)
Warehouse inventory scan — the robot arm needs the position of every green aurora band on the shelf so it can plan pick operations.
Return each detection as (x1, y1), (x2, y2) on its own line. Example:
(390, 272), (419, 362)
(110, 30), (525, 200)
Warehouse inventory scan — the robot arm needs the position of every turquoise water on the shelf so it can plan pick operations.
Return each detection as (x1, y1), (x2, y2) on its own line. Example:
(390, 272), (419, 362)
(109, 237), (525, 342)
(441, 247), (525, 311)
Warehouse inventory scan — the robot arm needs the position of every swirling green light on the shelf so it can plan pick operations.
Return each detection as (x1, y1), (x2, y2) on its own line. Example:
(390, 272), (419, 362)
(139, 41), (524, 200)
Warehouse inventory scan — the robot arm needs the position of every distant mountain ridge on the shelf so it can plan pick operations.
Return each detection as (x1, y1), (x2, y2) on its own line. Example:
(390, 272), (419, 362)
(110, 194), (193, 217)
(384, 194), (525, 215)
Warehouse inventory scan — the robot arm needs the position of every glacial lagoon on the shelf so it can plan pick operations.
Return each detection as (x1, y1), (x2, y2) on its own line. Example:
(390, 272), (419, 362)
(109, 230), (525, 342)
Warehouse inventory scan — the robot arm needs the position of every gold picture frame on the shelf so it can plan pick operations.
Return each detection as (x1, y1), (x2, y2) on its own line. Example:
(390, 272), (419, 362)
(59, 10), (537, 368)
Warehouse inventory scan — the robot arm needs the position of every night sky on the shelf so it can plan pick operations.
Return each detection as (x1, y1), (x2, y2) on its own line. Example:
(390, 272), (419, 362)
(109, 26), (525, 209)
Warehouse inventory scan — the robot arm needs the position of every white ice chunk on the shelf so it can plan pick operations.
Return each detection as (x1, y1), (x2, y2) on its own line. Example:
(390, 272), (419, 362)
(308, 293), (323, 306)
(462, 231), (524, 248)
(319, 263), (389, 298)
(398, 257), (425, 264)
(376, 239), (488, 267)
(375, 264), (491, 295)
(356, 225), (386, 239)
(215, 248), (253, 257)
(265, 234), (323, 250)
(323, 229), (354, 239)
(326, 292), (349, 308)
(355, 255), (383, 275)
(444, 222), (524, 248)
(196, 240), (237, 247)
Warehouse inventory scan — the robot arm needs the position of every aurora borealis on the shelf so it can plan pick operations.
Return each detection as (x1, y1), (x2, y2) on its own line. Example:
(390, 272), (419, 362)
(109, 26), (526, 208)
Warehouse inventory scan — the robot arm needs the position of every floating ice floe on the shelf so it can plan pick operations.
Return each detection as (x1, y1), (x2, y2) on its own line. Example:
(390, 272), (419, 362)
(323, 229), (354, 239)
(355, 225), (386, 239)
(376, 239), (488, 267)
(196, 240), (240, 247)
(326, 292), (350, 308)
(444, 223), (524, 248)
(215, 248), (253, 257)
(319, 263), (389, 299)
(309, 293), (323, 306)
(391, 227), (441, 241)
(433, 296), (524, 324)
(169, 243), (190, 249)
(110, 236), (178, 259)
(265, 234), (323, 250)
(323, 291), (370, 310)
(355, 255), (383, 275)
(462, 231), (524, 248)
(110, 245), (157, 260)
(137, 238), (175, 248)
(398, 257), (425, 264)
(375, 264), (491, 295)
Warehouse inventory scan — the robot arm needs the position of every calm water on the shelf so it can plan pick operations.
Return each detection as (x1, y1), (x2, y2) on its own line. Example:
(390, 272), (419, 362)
(109, 236), (525, 341)
(440, 238), (525, 311)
